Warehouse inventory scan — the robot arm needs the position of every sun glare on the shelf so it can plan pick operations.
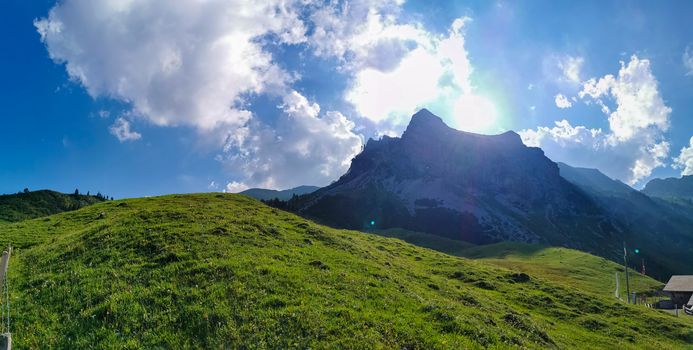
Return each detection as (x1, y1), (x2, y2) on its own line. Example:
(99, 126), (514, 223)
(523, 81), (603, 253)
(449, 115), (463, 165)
(452, 94), (499, 133)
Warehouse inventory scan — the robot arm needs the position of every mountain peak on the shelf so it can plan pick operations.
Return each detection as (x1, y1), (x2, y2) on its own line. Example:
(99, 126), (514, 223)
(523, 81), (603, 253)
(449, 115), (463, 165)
(403, 109), (523, 147)
(411, 108), (440, 121)
(404, 109), (449, 135)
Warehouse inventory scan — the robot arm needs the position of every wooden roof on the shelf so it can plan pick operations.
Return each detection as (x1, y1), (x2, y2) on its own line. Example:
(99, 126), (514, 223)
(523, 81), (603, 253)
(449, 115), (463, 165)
(663, 275), (693, 292)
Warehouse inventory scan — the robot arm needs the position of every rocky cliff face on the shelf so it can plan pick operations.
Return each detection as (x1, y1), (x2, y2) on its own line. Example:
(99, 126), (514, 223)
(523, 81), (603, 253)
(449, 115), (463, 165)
(296, 109), (616, 249)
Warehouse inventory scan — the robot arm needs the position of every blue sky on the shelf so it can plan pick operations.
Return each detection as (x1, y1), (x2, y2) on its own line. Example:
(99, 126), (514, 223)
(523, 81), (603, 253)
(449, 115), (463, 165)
(2, 0), (693, 198)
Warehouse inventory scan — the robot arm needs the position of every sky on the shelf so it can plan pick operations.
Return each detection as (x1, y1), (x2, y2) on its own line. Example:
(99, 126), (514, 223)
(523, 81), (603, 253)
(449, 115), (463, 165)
(2, 0), (693, 198)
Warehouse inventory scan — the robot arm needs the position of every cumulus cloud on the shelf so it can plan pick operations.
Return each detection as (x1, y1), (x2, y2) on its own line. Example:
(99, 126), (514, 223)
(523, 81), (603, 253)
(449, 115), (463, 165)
(309, 0), (417, 71)
(520, 120), (603, 148)
(340, 15), (496, 133)
(579, 57), (670, 142)
(521, 56), (672, 185)
(684, 46), (693, 76)
(310, 2), (453, 123)
(220, 91), (363, 189)
(33, 0), (490, 188)
(558, 55), (584, 83)
(554, 94), (572, 109)
(346, 46), (445, 122)
(109, 118), (141, 142)
(674, 137), (693, 176)
(35, 0), (372, 189)
(35, 0), (306, 131)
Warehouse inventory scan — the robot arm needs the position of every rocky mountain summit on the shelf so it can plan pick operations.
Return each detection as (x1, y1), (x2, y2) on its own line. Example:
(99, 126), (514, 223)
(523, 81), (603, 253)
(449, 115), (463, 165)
(295, 109), (615, 249)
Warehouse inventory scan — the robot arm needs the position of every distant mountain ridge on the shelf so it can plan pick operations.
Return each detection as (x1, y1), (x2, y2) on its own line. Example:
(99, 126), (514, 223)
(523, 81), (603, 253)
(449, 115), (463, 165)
(557, 162), (634, 196)
(0, 189), (106, 223)
(642, 175), (693, 201)
(558, 163), (693, 278)
(240, 185), (319, 201)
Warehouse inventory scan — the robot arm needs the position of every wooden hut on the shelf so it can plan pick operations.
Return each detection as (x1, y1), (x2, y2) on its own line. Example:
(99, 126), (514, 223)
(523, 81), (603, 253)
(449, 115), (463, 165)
(663, 275), (693, 308)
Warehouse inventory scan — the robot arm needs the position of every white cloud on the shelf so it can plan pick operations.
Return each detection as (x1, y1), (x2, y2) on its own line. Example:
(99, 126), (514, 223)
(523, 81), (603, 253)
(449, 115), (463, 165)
(684, 46), (693, 76)
(308, 0), (418, 71)
(674, 137), (693, 176)
(579, 56), (670, 142)
(558, 55), (584, 83)
(521, 56), (672, 185)
(109, 118), (141, 142)
(224, 181), (249, 193)
(280, 90), (320, 119)
(340, 15), (497, 133)
(33, 0), (491, 188)
(554, 94), (572, 109)
(35, 0), (306, 131)
(35, 0), (373, 189)
(346, 47), (444, 122)
(220, 91), (363, 189)
(520, 120), (603, 148)
(97, 110), (110, 119)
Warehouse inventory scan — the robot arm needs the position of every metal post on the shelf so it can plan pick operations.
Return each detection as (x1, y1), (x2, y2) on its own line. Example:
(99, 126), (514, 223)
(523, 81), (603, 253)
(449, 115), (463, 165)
(0, 252), (8, 288)
(623, 242), (631, 304)
(0, 246), (9, 350)
(641, 258), (646, 275)
(0, 333), (11, 350)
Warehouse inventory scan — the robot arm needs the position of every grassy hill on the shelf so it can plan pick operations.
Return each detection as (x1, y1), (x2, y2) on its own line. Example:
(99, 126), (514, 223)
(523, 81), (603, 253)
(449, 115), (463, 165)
(0, 190), (106, 223)
(1, 194), (692, 349)
(371, 229), (664, 299)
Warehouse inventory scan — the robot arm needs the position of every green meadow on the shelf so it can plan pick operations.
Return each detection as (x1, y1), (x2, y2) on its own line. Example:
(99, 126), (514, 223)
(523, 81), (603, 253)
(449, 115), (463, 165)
(0, 193), (691, 349)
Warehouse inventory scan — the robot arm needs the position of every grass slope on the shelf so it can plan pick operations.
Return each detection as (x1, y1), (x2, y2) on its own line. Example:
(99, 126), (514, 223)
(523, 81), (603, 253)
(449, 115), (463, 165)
(0, 190), (105, 223)
(1, 194), (691, 349)
(366, 228), (475, 256)
(371, 230), (664, 300)
(458, 242), (662, 299)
